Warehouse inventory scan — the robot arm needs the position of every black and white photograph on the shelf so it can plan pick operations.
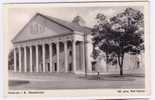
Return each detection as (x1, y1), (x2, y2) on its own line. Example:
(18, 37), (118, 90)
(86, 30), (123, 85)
(4, 2), (150, 96)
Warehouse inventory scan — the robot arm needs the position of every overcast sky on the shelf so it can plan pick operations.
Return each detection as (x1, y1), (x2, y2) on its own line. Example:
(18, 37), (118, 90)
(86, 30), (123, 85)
(7, 6), (143, 50)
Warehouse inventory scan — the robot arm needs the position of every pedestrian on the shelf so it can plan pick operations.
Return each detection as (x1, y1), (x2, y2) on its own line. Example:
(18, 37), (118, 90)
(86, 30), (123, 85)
(97, 72), (100, 80)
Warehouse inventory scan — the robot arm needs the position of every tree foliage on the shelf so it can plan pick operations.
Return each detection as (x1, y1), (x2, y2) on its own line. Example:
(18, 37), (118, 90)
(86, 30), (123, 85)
(92, 8), (144, 76)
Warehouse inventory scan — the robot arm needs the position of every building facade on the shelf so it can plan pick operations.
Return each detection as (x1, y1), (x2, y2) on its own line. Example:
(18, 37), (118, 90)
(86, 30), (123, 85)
(12, 13), (93, 74)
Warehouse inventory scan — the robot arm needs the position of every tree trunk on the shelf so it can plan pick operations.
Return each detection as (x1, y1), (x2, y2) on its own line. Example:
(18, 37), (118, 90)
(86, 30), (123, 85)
(120, 64), (123, 76)
(117, 53), (124, 76)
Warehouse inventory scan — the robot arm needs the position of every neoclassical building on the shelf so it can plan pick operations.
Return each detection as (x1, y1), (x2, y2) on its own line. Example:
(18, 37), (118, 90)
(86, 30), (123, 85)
(12, 13), (93, 74)
(11, 13), (144, 74)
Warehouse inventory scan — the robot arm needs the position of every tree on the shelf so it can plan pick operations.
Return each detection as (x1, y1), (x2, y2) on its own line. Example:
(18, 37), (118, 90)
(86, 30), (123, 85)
(92, 8), (144, 76)
(92, 13), (112, 71)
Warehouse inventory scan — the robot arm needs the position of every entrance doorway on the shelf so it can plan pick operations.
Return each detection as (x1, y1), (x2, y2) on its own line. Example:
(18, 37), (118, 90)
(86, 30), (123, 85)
(47, 63), (50, 72)
(54, 63), (57, 72)
(68, 63), (72, 72)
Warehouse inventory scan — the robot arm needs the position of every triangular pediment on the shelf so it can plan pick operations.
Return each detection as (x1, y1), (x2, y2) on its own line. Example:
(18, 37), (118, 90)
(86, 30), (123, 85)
(12, 13), (73, 43)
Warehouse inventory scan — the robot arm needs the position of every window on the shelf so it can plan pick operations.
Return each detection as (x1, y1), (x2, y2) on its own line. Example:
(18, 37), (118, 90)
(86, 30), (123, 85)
(31, 22), (45, 34)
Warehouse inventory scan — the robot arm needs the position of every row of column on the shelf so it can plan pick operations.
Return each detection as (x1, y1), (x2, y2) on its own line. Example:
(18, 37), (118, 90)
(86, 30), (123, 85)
(13, 40), (77, 73)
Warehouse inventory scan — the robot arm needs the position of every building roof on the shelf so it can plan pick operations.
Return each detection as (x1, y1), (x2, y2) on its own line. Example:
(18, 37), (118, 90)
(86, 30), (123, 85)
(12, 13), (92, 43)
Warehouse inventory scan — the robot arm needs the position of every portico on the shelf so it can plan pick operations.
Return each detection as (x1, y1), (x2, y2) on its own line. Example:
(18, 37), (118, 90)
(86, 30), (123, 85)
(13, 34), (88, 74)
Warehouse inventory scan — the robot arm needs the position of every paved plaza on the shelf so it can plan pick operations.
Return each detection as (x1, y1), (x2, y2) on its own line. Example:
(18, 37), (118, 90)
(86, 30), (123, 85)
(9, 72), (144, 90)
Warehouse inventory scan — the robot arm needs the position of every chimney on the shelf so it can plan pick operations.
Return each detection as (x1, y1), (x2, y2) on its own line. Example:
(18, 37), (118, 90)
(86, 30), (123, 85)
(72, 16), (85, 26)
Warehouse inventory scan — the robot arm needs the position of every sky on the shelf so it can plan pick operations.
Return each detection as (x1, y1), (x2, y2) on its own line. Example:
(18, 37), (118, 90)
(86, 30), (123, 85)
(6, 5), (143, 50)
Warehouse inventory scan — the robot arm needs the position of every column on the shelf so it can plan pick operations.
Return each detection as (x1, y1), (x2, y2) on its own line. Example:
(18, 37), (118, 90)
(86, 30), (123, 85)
(64, 41), (68, 72)
(42, 44), (46, 72)
(13, 48), (17, 72)
(81, 41), (85, 71)
(56, 42), (59, 72)
(49, 43), (52, 72)
(35, 45), (39, 72)
(24, 46), (27, 72)
(72, 40), (76, 72)
(30, 46), (33, 72)
(18, 47), (22, 72)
